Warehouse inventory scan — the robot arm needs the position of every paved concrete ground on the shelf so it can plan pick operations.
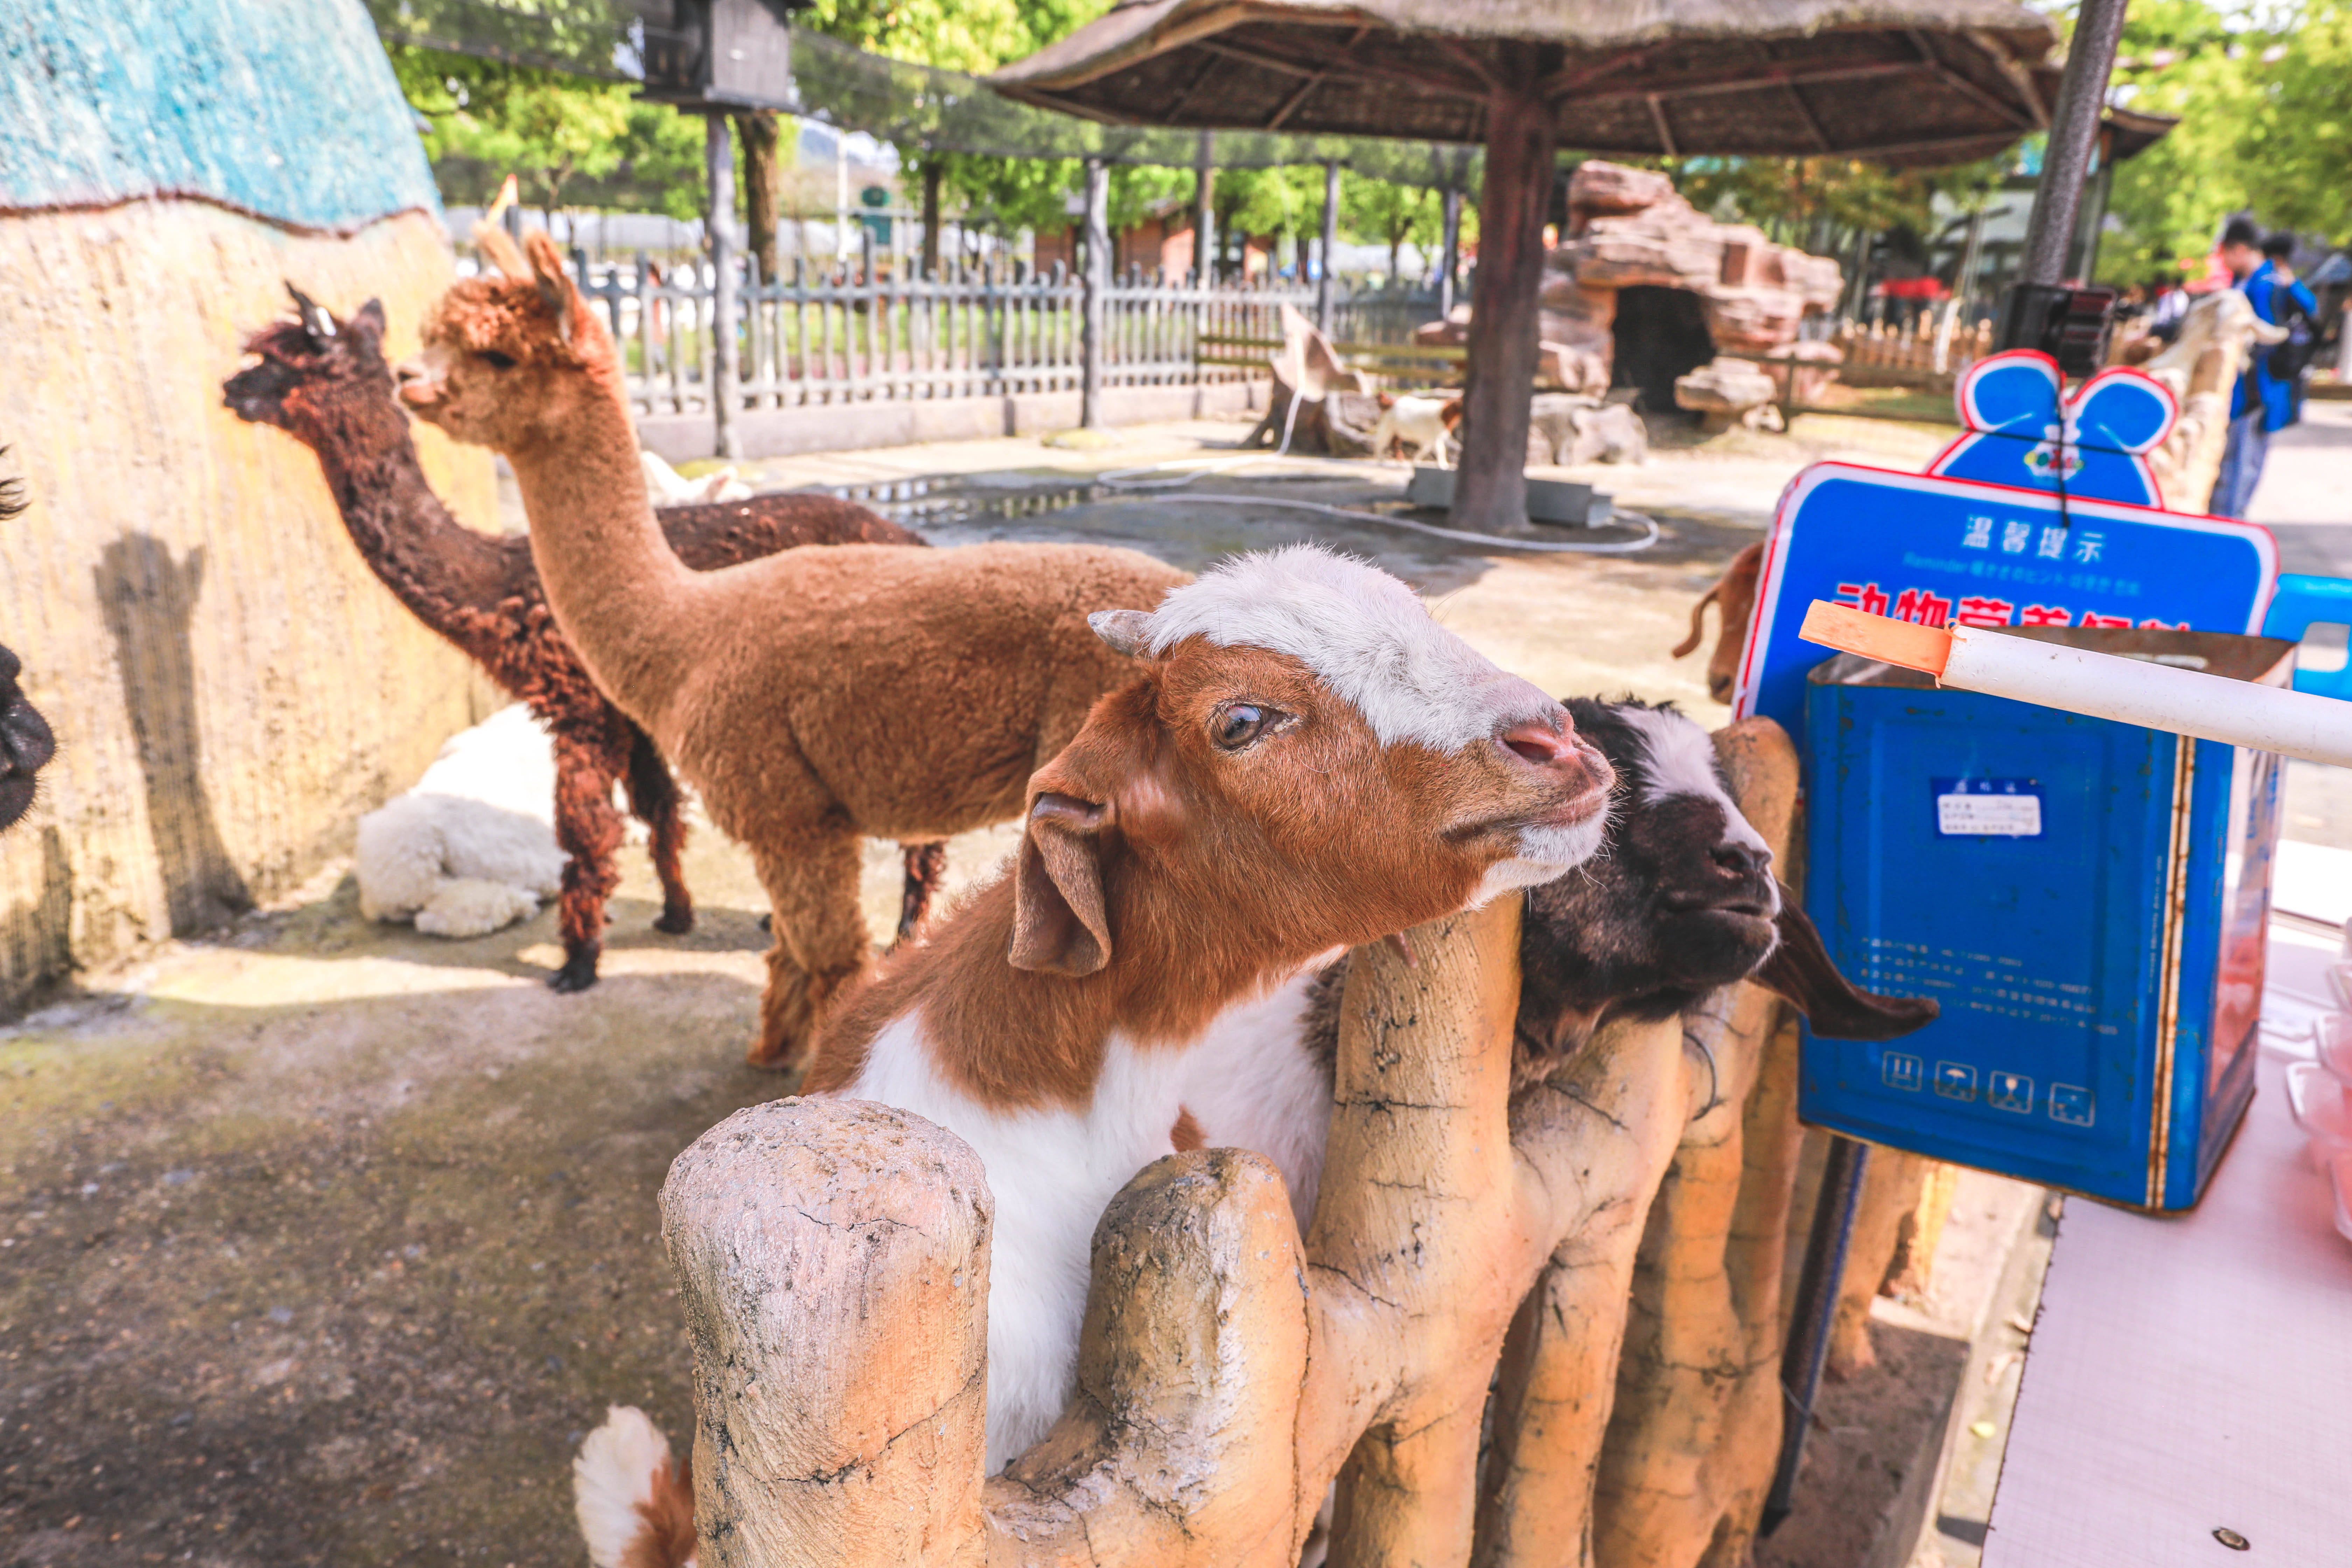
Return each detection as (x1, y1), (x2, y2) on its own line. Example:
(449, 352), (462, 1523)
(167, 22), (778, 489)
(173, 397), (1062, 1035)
(1, 400), (2322, 1566)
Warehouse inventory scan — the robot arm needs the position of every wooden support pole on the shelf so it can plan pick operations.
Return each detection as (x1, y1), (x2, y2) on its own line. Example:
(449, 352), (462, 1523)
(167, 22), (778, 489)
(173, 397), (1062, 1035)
(1451, 48), (1553, 536)
(705, 112), (742, 460)
(1080, 156), (1108, 428)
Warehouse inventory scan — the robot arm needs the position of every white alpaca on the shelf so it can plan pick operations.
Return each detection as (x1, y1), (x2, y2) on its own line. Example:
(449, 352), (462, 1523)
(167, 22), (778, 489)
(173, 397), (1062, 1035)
(639, 449), (753, 505)
(355, 705), (565, 938)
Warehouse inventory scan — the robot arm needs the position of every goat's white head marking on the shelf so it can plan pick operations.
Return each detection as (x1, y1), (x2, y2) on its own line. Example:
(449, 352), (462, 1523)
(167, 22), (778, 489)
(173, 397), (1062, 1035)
(1117, 545), (1560, 752)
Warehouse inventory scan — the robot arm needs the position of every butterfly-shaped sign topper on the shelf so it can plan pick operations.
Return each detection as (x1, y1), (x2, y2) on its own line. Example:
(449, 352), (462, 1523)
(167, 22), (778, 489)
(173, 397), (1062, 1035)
(1927, 350), (2178, 509)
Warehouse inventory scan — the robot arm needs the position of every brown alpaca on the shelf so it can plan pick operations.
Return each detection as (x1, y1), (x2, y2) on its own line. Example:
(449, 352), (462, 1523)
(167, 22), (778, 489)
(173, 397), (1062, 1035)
(396, 232), (1192, 1066)
(225, 290), (942, 992)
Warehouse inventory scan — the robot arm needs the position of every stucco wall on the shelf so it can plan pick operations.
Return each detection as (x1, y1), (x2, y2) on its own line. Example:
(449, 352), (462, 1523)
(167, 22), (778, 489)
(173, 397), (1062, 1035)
(0, 0), (498, 1006)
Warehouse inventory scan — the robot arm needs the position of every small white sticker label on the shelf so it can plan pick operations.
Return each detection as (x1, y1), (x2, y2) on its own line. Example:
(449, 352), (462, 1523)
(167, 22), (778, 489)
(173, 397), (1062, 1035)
(1938, 792), (2043, 836)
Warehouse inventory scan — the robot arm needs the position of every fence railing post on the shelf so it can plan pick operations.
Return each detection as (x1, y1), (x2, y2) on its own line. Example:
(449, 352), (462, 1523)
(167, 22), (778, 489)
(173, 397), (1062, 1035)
(705, 113), (741, 459)
(1080, 156), (1108, 428)
(663, 1100), (988, 1568)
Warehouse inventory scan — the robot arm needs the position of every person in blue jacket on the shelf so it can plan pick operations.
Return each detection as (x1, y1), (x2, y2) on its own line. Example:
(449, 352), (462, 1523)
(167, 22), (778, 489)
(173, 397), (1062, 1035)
(2211, 219), (2318, 518)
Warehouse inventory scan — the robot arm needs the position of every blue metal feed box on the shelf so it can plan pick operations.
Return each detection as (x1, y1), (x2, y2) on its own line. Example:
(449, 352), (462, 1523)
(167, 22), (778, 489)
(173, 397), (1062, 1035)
(1800, 628), (2294, 1210)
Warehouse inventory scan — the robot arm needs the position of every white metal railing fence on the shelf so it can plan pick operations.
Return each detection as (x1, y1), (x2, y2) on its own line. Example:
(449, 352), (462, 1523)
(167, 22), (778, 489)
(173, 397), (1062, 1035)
(574, 239), (1444, 425)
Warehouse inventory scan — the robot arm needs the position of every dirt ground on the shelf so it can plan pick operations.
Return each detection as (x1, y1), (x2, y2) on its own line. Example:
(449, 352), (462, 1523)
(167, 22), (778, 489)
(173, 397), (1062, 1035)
(0, 402), (2322, 1566)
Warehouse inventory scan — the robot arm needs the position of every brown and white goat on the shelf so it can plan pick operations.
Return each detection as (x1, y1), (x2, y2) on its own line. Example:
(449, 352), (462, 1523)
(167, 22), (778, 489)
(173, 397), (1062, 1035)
(1672, 542), (1764, 705)
(796, 543), (1612, 1472)
(1182, 696), (1937, 1230)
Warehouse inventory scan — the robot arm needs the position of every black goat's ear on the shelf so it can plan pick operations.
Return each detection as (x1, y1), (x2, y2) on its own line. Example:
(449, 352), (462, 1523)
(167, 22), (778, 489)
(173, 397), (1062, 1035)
(352, 299), (387, 338)
(1755, 882), (1938, 1040)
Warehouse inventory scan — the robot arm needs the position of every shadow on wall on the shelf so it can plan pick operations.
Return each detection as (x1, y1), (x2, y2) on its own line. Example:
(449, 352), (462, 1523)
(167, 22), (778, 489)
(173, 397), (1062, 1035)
(0, 826), (75, 1002)
(94, 536), (251, 936)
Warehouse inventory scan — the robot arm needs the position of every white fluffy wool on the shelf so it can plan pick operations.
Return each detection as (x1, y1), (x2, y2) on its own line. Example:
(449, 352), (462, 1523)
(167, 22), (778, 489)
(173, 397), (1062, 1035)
(355, 705), (564, 937)
(640, 449), (752, 505)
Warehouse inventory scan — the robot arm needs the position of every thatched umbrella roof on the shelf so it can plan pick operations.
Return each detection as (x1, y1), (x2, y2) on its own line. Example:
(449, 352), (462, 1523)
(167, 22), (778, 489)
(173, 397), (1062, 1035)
(996, 1), (2058, 536)
(995, 1), (2057, 164)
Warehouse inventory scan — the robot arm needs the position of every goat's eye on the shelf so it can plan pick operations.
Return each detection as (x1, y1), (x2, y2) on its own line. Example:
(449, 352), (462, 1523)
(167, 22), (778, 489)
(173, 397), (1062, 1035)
(479, 349), (517, 370)
(1211, 703), (1276, 751)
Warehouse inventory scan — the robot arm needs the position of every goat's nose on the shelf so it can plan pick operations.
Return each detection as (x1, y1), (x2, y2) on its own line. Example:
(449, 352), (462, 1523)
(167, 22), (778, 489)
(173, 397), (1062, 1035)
(1711, 841), (1771, 877)
(1499, 719), (1578, 766)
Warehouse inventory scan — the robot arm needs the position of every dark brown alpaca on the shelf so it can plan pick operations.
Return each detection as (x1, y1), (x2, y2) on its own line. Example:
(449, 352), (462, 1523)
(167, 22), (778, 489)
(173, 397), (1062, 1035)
(225, 290), (941, 991)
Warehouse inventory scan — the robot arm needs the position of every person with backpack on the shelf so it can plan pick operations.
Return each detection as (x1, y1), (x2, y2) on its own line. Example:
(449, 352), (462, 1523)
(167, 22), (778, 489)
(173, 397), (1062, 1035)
(2211, 220), (2319, 518)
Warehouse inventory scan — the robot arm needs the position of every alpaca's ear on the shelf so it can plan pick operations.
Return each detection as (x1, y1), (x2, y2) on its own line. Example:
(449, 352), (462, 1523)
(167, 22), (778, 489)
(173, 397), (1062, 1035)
(471, 220), (530, 281)
(1088, 609), (1156, 659)
(524, 231), (579, 348)
(1010, 793), (1112, 976)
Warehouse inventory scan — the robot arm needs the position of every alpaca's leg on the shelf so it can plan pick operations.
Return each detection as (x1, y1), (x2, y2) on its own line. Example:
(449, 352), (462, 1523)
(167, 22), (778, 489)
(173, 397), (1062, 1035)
(749, 827), (869, 1071)
(549, 727), (629, 994)
(622, 725), (694, 935)
(895, 841), (947, 947)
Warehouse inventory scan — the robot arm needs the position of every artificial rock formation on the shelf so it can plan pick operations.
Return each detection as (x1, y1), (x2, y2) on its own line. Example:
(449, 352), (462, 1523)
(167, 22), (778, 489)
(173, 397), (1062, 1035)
(1674, 357), (1784, 433)
(1416, 162), (1842, 402)
(1544, 163), (1843, 393)
(662, 721), (1813, 1568)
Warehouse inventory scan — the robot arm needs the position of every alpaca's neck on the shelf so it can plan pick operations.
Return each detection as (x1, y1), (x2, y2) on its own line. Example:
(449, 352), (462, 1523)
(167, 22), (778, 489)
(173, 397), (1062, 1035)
(297, 390), (521, 652)
(504, 373), (698, 732)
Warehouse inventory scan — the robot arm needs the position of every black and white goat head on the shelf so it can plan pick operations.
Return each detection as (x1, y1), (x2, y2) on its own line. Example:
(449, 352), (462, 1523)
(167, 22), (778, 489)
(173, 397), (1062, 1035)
(1512, 698), (1934, 1079)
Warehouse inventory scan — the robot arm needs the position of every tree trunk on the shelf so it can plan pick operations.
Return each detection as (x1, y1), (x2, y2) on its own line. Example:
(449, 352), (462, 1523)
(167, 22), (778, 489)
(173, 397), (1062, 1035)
(922, 159), (943, 278)
(737, 111), (781, 290)
(1451, 50), (1553, 536)
(1439, 186), (1463, 316)
(1318, 160), (1340, 333)
(1193, 131), (1216, 285)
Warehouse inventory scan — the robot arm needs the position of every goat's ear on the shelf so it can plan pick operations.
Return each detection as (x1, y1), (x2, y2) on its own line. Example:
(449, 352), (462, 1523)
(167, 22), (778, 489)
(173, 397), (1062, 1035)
(1754, 883), (1939, 1039)
(352, 299), (387, 338)
(523, 231), (580, 348)
(1010, 792), (1113, 975)
(1088, 609), (1155, 659)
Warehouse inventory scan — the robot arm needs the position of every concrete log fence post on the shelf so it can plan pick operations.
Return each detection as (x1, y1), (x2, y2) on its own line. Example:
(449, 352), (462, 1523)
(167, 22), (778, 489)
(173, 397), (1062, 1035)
(663, 1101), (990, 1568)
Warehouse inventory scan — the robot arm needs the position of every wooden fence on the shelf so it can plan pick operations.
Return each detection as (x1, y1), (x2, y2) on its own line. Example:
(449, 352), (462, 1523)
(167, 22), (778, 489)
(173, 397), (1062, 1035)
(574, 240), (1443, 421)
(1830, 313), (1995, 389)
(664, 720), (1825, 1567)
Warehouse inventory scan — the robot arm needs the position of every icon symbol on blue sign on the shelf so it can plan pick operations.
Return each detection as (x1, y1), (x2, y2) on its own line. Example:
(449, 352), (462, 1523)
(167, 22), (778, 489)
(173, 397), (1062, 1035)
(1988, 1072), (2033, 1114)
(1934, 1062), (1978, 1100)
(2049, 1083), (2095, 1126)
(1883, 1052), (1924, 1092)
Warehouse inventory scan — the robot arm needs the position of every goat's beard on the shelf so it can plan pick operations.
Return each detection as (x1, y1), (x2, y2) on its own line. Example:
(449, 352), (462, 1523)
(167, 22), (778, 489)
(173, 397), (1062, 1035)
(1471, 815), (1611, 905)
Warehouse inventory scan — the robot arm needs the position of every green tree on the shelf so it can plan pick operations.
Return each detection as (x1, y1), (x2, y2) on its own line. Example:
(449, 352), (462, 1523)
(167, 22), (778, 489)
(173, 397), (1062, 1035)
(386, 44), (707, 220)
(2096, 0), (2271, 281)
(2236, 2), (2352, 242)
(1339, 172), (1438, 280)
